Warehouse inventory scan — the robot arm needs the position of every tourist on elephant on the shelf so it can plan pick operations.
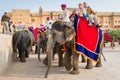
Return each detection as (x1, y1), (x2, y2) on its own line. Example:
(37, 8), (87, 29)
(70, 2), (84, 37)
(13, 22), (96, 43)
(59, 4), (70, 25)
(83, 2), (101, 27)
(78, 3), (87, 18)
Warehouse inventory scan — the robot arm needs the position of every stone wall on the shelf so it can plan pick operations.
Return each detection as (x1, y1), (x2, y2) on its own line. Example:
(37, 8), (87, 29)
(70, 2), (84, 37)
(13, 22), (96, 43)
(0, 34), (13, 75)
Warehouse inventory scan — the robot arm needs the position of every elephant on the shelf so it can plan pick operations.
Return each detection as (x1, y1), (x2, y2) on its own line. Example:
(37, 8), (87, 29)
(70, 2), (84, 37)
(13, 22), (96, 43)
(103, 37), (115, 48)
(43, 21), (76, 78)
(63, 39), (103, 74)
(37, 29), (48, 61)
(12, 26), (31, 62)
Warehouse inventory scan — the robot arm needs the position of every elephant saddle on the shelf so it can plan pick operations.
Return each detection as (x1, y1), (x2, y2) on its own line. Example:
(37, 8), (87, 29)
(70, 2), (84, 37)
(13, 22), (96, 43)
(74, 15), (103, 63)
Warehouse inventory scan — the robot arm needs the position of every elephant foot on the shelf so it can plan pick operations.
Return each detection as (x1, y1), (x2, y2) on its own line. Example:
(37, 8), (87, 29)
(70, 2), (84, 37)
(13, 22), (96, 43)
(18, 56), (21, 58)
(43, 58), (48, 65)
(85, 64), (93, 69)
(95, 62), (102, 67)
(35, 51), (38, 54)
(70, 70), (80, 75)
(25, 55), (29, 58)
(85, 59), (93, 69)
(20, 59), (26, 62)
(64, 64), (72, 71)
(58, 63), (64, 67)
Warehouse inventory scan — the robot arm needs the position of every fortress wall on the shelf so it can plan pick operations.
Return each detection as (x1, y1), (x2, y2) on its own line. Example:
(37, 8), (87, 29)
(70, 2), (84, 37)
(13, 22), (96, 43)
(0, 34), (13, 75)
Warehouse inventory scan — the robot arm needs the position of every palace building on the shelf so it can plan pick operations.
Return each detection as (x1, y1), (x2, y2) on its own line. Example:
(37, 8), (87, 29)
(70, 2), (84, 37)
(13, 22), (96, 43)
(6, 7), (120, 29)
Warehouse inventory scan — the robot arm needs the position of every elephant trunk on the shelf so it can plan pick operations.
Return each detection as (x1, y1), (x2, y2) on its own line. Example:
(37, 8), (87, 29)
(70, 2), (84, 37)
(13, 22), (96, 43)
(45, 33), (53, 78)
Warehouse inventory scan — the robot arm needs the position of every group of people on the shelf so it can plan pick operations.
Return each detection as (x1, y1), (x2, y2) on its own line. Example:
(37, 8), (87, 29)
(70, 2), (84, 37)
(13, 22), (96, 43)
(1, 2), (101, 34)
(58, 2), (101, 28)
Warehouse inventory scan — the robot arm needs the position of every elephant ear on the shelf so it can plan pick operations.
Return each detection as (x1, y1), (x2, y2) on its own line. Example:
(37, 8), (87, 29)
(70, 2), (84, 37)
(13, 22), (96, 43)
(64, 25), (76, 42)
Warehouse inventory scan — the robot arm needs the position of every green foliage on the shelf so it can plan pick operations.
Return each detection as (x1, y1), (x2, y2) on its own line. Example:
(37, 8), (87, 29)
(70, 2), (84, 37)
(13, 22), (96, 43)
(109, 29), (120, 38)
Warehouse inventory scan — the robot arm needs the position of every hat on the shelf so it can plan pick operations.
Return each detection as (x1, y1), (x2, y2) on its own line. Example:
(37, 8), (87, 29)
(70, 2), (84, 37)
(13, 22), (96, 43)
(46, 16), (50, 20)
(61, 4), (67, 8)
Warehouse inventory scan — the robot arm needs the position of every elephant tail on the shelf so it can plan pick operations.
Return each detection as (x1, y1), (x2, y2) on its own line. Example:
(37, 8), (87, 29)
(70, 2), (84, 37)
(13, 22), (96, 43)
(101, 52), (106, 62)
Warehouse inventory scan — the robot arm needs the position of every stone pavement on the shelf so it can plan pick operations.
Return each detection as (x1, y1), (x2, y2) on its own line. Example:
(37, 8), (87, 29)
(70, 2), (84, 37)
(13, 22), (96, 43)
(0, 43), (120, 80)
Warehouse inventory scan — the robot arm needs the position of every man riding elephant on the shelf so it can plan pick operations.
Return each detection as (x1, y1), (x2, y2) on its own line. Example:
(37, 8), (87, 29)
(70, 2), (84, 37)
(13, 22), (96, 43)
(1, 12), (11, 33)
(58, 4), (70, 25)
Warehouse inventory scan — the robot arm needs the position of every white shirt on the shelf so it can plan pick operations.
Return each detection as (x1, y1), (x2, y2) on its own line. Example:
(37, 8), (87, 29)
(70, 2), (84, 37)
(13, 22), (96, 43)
(78, 8), (87, 16)
(61, 9), (70, 22)
(45, 20), (54, 29)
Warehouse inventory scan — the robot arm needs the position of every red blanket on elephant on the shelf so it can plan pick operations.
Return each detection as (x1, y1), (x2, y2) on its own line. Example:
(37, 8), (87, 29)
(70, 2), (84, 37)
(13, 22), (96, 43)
(104, 32), (113, 41)
(74, 15), (103, 62)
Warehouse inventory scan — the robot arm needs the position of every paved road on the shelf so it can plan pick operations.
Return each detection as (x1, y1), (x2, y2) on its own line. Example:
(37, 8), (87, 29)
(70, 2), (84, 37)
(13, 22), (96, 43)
(0, 43), (120, 80)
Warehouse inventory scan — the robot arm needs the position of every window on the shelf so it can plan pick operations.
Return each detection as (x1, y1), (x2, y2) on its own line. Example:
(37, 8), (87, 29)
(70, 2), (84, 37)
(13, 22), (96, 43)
(20, 14), (23, 16)
(118, 21), (120, 23)
(115, 20), (117, 23)
(31, 19), (35, 22)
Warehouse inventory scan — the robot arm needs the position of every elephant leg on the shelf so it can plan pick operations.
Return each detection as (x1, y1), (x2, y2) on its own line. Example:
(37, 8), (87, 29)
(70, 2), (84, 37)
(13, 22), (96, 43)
(111, 38), (115, 48)
(20, 51), (26, 62)
(53, 49), (56, 60)
(38, 46), (41, 61)
(70, 53), (80, 75)
(18, 49), (21, 58)
(95, 57), (102, 67)
(63, 49), (72, 71)
(2, 27), (4, 34)
(35, 46), (38, 54)
(18, 52), (21, 58)
(58, 51), (64, 67)
(85, 59), (93, 69)
(13, 48), (18, 61)
(25, 48), (30, 58)
(37, 41), (41, 61)
(43, 55), (48, 65)
(81, 55), (86, 63)
(25, 51), (29, 58)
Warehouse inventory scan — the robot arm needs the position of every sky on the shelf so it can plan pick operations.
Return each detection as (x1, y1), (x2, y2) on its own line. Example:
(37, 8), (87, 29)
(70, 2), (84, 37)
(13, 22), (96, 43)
(0, 0), (120, 18)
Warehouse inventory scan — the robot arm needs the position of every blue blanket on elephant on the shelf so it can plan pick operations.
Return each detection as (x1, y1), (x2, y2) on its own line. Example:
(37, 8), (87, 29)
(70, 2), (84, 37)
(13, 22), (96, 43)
(74, 15), (103, 62)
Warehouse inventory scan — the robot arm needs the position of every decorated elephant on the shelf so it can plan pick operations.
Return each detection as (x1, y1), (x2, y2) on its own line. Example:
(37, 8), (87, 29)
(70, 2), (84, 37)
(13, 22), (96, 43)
(37, 28), (48, 61)
(12, 26), (31, 62)
(43, 21), (75, 78)
(62, 16), (104, 74)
